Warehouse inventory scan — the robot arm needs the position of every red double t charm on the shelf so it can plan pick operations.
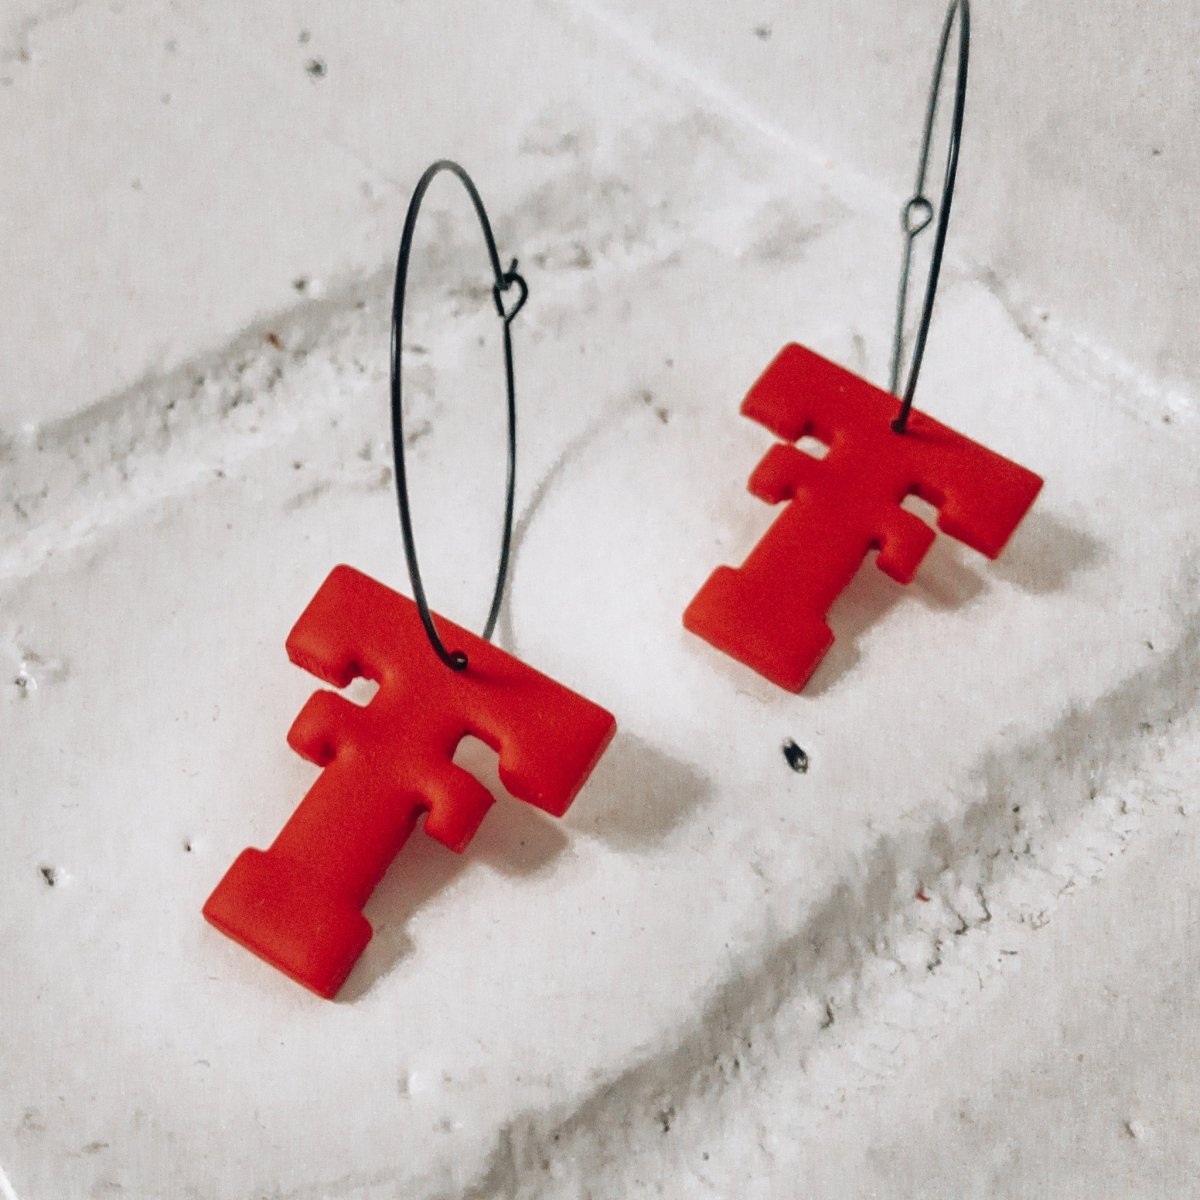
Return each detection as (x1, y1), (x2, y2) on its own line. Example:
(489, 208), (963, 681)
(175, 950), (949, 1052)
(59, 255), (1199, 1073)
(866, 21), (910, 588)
(684, 344), (1043, 691)
(204, 566), (615, 998)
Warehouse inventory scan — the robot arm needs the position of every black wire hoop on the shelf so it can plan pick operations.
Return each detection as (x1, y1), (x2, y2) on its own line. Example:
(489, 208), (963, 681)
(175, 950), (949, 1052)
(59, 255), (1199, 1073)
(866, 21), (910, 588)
(889, 0), (970, 434)
(390, 160), (528, 671)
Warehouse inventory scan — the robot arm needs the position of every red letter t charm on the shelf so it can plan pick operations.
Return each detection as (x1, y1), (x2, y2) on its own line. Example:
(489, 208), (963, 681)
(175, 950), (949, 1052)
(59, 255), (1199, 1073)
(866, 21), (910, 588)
(204, 566), (616, 998)
(684, 344), (1043, 691)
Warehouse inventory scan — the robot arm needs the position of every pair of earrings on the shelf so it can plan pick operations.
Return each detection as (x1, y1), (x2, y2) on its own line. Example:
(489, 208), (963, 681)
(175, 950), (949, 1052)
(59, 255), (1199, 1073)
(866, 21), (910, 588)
(204, 0), (1041, 999)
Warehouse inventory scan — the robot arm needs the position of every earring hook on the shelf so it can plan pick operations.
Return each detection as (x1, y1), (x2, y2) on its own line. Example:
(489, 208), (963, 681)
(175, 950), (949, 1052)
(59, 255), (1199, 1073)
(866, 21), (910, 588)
(889, 0), (970, 434)
(389, 160), (526, 671)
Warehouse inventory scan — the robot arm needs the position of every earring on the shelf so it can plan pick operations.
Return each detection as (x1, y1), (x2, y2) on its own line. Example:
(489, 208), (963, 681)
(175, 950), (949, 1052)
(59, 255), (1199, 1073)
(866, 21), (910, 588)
(203, 161), (616, 1000)
(684, 0), (1042, 692)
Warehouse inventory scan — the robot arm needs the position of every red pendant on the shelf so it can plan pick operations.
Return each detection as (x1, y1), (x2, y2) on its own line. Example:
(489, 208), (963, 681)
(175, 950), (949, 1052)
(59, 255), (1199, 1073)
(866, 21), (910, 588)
(204, 565), (616, 998)
(684, 343), (1043, 691)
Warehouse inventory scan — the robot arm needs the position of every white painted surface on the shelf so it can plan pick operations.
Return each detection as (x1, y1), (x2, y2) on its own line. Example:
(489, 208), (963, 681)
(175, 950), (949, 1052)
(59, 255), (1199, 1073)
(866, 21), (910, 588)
(590, 0), (1200, 390)
(1, 2), (1197, 1197)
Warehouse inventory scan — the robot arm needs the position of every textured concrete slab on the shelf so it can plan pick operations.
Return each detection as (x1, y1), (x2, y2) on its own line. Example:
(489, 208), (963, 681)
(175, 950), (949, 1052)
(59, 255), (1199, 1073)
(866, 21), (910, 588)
(2, 2), (1198, 1198)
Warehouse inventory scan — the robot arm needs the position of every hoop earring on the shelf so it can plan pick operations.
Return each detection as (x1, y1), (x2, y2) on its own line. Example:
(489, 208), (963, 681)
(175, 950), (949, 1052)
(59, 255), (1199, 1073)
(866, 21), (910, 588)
(203, 161), (616, 1000)
(683, 0), (1042, 694)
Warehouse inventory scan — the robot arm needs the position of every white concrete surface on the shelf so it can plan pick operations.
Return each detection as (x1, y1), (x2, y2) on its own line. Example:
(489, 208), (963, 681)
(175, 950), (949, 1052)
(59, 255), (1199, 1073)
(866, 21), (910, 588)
(1, 2), (1197, 1198)
(591, 0), (1200, 391)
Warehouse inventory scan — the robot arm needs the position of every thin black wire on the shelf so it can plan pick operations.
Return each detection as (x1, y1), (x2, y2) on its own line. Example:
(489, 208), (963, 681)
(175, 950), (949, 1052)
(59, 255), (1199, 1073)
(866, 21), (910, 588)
(389, 160), (527, 671)
(889, 0), (970, 433)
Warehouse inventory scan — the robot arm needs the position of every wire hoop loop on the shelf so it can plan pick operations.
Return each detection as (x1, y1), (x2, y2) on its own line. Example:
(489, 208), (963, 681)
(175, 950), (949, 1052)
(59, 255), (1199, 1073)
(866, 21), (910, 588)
(889, 0), (970, 433)
(389, 160), (527, 671)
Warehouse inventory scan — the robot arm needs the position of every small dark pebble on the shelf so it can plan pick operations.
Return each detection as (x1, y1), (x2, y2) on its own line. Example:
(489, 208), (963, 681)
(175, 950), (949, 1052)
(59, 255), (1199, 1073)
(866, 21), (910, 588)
(782, 739), (809, 774)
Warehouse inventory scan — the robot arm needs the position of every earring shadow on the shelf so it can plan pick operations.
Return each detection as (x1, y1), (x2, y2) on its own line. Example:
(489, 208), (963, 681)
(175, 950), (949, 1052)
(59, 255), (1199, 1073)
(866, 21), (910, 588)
(988, 508), (1104, 594)
(567, 731), (712, 851)
(803, 507), (1101, 698)
(339, 728), (708, 1001)
(803, 536), (985, 697)
(495, 412), (612, 655)
(339, 737), (575, 1003)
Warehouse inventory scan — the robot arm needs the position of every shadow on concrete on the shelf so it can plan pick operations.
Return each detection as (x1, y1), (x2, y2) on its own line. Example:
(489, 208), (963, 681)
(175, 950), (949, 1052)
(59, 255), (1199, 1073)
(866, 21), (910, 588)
(804, 508), (1103, 698)
(565, 730), (711, 852)
(988, 508), (1104, 595)
(340, 729), (708, 1002)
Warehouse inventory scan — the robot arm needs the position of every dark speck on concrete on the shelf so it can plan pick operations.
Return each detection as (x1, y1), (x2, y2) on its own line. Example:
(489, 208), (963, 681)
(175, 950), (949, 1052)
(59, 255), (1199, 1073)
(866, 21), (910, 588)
(293, 276), (309, 293)
(306, 57), (327, 79)
(299, 29), (311, 44)
(754, 24), (772, 40)
(405, 420), (433, 447)
(782, 739), (809, 774)
(40, 866), (57, 887)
